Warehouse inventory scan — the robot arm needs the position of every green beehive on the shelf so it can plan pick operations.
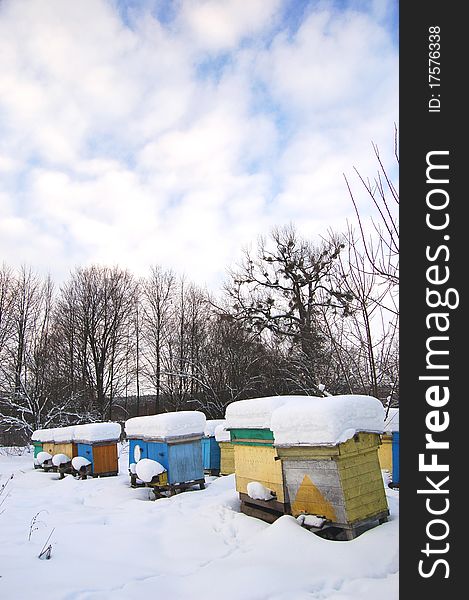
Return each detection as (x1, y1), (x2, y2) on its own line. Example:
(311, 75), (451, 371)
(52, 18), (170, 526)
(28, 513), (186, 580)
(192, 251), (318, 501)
(31, 428), (56, 469)
(225, 397), (302, 521)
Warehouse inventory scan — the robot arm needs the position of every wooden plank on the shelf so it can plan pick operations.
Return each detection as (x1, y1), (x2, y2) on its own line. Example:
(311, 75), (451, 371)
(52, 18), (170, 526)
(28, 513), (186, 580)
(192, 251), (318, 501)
(346, 509), (390, 528)
(93, 443), (118, 475)
(239, 492), (290, 524)
(276, 446), (339, 459)
(149, 478), (205, 499)
(240, 503), (282, 524)
(239, 492), (289, 514)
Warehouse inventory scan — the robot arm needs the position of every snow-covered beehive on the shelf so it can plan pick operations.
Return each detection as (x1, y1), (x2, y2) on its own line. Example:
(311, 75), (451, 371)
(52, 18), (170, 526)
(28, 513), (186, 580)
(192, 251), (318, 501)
(51, 425), (77, 465)
(225, 394), (389, 538)
(378, 408), (399, 486)
(201, 419), (224, 475)
(214, 421), (234, 476)
(31, 428), (55, 466)
(73, 422), (121, 477)
(31, 428), (60, 470)
(31, 427), (56, 458)
(225, 396), (296, 519)
(124, 411), (206, 496)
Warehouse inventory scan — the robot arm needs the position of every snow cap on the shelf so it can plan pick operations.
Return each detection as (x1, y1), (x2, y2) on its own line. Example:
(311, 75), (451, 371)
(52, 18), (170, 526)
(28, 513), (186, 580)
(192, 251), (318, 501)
(36, 451), (52, 465)
(72, 456), (91, 471)
(270, 395), (385, 446)
(225, 395), (310, 430)
(204, 419), (225, 437)
(247, 481), (275, 501)
(125, 411), (206, 440)
(73, 422), (121, 443)
(31, 428), (56, 442)
(383, 408), (399, 433)
(52, 453), (71, 466)
(135, 458), (166, 483)
(53, 426), (76, 443)
(214, 422), (231, 442)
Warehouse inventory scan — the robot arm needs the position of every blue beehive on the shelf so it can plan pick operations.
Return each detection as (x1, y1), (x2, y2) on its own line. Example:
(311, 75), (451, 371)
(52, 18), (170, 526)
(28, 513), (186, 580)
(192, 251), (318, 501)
(383, 408), (399, 487)
(201, 437), (220, 473)
(126, 437), (149, 487)
(125, 411), (206, 497)
(73, 422), (121, 478)
(392, 431), (399, 485)
(129, 438), (149, 462)
(201, 419), (224, 475)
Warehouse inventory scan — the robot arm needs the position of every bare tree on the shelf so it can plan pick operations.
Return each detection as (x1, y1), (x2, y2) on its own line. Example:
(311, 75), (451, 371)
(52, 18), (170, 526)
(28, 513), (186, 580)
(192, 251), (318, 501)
(340, 132), (399, 405)
(163, 279), (208, 411)
(224, 225), (352, 395)
(190, 312), (277, 417)
(0, 264), (15, 357)
(56, 266), (136, 420)
(0, 268), (77, 439)
(318, 228), (398, 399)
(344, 130), (399, 295)
(141, 267), (176, 414)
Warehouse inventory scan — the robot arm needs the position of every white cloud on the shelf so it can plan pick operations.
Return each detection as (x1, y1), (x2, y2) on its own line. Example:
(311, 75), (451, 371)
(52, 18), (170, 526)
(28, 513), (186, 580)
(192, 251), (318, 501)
(0, 0), (398, 289)
(178, 0), (282, 51)
(261, 9), (396, 115)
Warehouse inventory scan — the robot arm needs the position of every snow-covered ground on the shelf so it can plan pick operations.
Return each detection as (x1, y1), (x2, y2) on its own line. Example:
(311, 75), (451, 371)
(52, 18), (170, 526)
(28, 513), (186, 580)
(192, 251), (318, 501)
(0, 445), (398, 600)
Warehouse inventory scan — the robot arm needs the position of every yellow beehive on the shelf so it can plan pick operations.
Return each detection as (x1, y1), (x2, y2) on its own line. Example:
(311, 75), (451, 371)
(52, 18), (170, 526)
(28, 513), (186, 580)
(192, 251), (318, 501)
(225, 394), (389, 536)
(219, 441), (235, 475)
(378, 408), (399, 477)
(234, 443), (285, 504)
(277, 432), (389, 530)
(378, 434), (393, 472)
(53, 442), (77, 458)
(51, 425), (77, 462)
(42, 442), (55, 455)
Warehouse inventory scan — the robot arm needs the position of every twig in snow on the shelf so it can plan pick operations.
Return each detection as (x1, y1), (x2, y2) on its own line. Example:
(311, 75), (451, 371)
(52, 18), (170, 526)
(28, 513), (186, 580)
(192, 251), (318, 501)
(0, 474), (14, 514)
(28, 510), (49, 541)
(38, 528), (55, 560)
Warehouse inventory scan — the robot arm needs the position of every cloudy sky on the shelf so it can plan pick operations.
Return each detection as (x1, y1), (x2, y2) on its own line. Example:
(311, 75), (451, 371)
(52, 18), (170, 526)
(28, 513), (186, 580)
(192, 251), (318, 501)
(0, 0), (398, 289)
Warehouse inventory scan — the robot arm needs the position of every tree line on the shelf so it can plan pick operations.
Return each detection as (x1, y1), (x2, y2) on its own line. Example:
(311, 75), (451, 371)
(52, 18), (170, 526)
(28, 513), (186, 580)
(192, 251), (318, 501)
(0, 230), (398, 444)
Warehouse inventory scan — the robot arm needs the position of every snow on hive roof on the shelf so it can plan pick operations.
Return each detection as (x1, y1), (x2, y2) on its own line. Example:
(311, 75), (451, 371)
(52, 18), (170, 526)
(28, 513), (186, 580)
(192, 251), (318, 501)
(270, 395), (385, 446)
(53, 425), (76, 443)
(73, 422), (121, 443)
(383, 408), (399, 433)
(214, 423), (230, 442)
(204, 419), (225, 437)
(225, 395), (312, 430)
(31, 428), (57, 442)
(125, 411), (206, 439)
